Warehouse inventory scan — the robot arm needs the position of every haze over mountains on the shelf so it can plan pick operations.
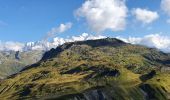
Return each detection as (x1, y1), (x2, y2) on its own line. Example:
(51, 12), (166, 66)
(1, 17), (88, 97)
(0, 50), (44, 79)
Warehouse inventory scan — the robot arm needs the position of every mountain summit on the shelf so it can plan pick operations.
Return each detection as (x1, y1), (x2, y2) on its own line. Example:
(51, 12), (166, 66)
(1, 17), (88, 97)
(0, 38), (170, 100)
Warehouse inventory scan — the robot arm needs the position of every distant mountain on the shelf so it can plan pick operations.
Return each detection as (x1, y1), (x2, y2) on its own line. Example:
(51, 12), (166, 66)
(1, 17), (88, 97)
(0, 38), (170, 100)
(0, 50), (44, 79)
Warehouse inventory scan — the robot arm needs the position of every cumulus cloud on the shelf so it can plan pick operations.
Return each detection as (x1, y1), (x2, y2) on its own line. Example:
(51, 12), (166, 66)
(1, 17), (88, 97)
(45, 22), (72, 40)
(52, 33), (106, 46)
(161, 0), (170, 16)
(75, 0), (128, 32)
(132, 8), (159, 24)
(117, 34), (170, 53)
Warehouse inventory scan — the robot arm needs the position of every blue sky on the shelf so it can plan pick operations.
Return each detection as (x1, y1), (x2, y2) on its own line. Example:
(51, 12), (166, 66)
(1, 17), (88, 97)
(0, 0), (170, 42)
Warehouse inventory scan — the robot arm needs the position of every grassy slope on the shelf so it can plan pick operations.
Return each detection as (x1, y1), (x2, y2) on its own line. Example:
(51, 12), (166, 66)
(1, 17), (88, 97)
(0, 38), (169, 100)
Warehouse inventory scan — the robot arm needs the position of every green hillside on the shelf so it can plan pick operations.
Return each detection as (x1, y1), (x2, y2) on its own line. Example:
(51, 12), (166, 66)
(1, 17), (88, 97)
(0, 38), (170, 100)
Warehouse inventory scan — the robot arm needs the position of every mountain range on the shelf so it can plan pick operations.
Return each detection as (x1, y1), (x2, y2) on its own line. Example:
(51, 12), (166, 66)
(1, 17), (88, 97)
(0, 50), (44, 79)
(0, 38), (170, 100)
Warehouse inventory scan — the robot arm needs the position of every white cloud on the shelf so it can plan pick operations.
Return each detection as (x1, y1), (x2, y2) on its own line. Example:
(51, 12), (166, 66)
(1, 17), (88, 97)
(117, 34), (170, 53)
(0, 41), (24, 51)
(46, 22), (72, 39)
(132, 8), (159, 24)
(161, 0), (170, 16)
(0, 33), (106, 52)
(1, 33), (170, 53)
(26, 33), (106, 51)
(75, 0), (128, 32)
(0, 22), (73, 52)
(52, 33), (106, 47)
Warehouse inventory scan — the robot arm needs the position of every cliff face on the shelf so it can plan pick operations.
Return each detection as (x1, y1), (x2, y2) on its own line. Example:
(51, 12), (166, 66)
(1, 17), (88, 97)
(0, 38), (170, 100)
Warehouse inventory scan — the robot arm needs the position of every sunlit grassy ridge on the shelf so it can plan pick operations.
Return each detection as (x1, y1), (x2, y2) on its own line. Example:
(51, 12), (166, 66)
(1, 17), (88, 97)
(0, 38), (170, 100)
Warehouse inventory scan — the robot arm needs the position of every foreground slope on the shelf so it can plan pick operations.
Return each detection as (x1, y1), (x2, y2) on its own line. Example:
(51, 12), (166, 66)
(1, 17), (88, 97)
(0, 38), (170, 100)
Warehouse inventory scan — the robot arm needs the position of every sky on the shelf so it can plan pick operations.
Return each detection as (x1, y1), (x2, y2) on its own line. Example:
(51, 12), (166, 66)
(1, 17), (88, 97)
(0, 0), (170, 52)
(0, 0), (84, 42)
